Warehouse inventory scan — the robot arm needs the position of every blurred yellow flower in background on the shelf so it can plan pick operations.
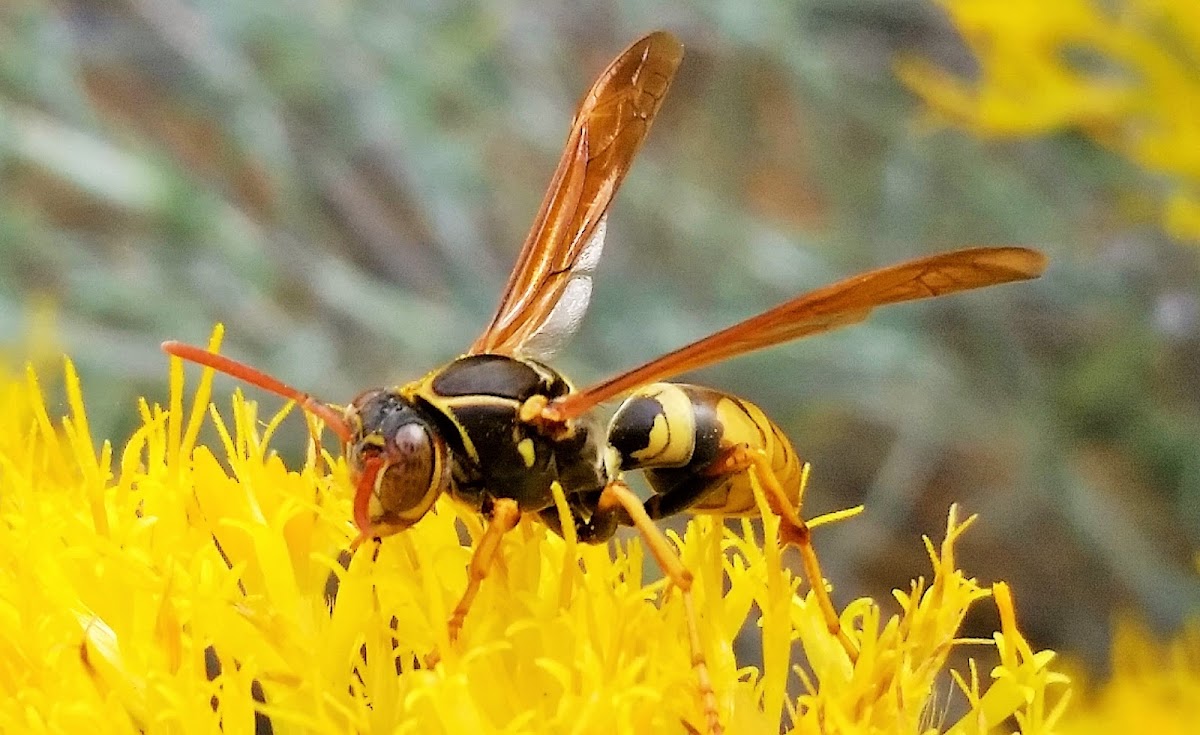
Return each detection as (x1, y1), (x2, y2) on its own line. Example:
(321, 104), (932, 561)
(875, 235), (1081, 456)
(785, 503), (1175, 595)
(898, 0), (1200, 241)
(0, 333), (1071, 733)
(1060, 619), (1200, 735)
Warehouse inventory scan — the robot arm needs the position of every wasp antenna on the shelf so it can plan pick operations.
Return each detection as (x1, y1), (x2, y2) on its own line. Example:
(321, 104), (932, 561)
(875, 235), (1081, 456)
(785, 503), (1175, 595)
(162, 340), (353, 443)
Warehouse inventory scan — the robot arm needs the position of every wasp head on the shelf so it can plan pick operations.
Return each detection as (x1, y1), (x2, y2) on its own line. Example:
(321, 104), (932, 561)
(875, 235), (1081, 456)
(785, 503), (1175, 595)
(344, 389), (449, 540)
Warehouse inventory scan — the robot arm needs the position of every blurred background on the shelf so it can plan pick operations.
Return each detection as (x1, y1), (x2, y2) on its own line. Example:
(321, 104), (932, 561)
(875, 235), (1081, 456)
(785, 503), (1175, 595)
(1, 0), (1197, 676)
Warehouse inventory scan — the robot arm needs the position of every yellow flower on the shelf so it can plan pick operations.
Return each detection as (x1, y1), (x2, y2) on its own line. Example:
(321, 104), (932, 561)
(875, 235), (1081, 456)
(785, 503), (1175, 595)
(1059, 619), (1200, 734)
(0, 333), (1069, 733)
(897, 0), (1200, 242)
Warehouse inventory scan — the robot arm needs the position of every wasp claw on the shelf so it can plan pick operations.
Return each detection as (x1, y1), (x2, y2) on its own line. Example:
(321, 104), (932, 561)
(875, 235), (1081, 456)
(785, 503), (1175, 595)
(423, 648), (442, 668)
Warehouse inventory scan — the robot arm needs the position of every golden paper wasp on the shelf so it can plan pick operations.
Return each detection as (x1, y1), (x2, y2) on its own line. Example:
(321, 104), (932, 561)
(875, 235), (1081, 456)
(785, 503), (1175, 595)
(164, 31), (1046, 734)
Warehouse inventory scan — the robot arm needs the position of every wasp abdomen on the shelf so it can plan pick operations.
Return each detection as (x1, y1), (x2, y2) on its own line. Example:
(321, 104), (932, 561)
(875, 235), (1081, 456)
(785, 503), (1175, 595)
(608, 383), (802, 517)
(608, 383), (715, 473)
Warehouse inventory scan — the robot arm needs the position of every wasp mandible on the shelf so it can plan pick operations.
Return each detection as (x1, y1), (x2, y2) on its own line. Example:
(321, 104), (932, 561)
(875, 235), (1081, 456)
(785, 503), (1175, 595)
(164, 31), (1046, 735)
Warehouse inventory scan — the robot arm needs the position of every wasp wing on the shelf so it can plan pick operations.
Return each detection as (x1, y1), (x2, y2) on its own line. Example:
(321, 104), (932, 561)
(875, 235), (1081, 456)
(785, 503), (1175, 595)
(470, 31), (684, 359)
(551, 246), (1047, 419)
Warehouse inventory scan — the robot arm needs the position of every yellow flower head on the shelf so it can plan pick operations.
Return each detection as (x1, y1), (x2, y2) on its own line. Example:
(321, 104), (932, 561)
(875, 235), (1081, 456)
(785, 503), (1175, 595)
(1060, 618), (1200, 735)
(0, 335), (1070, 733)
(898, 0), (1200, 242)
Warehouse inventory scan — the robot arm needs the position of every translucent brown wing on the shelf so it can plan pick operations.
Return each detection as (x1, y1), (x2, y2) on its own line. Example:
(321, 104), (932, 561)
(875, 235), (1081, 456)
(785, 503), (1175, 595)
(470, 31), (684, 358)
(551, 246), (1047, 419)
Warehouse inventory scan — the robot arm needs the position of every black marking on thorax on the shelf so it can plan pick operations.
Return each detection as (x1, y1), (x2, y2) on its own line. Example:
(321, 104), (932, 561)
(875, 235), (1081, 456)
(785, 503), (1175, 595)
(430, 354), (570, 401)
(417, 354), (601, 511)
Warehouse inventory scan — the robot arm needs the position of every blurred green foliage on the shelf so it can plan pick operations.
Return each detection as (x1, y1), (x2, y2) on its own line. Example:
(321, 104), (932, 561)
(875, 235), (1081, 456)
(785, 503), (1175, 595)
(1, 0), (1197, 672)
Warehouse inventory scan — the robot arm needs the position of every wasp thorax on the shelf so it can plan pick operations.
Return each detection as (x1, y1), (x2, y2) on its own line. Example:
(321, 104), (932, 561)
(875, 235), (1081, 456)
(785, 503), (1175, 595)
(346, 389), (448, 536)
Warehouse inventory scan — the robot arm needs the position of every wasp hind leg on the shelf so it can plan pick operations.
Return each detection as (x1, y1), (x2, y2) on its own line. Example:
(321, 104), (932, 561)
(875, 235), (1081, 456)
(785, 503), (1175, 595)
(591, 480), (723, 735)
(707, 445), (860, 662)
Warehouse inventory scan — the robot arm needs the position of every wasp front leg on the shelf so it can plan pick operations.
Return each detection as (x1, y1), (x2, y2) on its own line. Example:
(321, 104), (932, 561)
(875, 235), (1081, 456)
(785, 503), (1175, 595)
(448, 498), (522, 642)
(424, 497), (521, 669)
(608, 382), (860, 662)
(448, 497), (518, 638)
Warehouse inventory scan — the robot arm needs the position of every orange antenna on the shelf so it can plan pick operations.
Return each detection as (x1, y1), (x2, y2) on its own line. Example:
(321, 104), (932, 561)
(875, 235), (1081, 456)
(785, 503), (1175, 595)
(162, 341), (353, 444)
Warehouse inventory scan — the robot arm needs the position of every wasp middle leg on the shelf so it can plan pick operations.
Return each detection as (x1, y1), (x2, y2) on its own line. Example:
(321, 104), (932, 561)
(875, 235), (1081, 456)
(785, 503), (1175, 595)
(584, 479), (724, 735)
(607, 382), (860, 662)
(536, 482), (723, 734)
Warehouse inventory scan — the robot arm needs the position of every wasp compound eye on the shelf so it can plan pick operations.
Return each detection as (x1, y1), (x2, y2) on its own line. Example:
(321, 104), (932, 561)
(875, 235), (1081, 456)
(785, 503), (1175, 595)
(350, 392), (449, 537)
(378, 422), (437, 518)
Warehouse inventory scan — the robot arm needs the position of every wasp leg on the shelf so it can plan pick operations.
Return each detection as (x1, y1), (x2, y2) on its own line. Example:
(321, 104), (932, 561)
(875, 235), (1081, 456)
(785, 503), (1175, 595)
(710, 445), (859, 662)
(447, 498), (522, 643)
(538, 489), (621, 543)
(596, 480), (723, 735)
